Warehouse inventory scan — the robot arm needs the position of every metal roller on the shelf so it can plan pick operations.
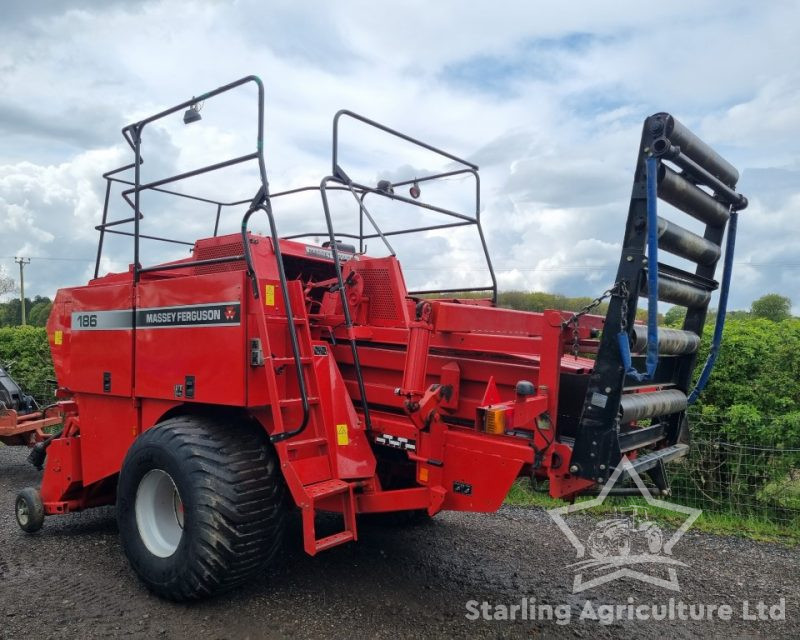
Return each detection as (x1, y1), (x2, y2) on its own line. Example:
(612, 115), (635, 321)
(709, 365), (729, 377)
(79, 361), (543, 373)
(641, 272), (711, 307)
(649, 113), (739, 187)
(657, 165), (730, 226)
(657, 216), (721, 266)
(631, 325), (700, 355)
(620, 389), (688, 422)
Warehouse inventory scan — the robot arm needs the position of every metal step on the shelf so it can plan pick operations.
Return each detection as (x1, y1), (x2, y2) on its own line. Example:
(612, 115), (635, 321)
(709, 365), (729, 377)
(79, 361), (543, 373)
(301, 479), (358, 555)
(619, 389), (687, 422)
(314, 531), (355, 553)
(631, 325), (700, 355)
(305, 478), (350, 500)
(624, 443), (690, 477)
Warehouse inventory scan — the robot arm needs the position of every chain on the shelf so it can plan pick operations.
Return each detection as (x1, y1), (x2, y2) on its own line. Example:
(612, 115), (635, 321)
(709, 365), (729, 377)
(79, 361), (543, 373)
(618, 280), (630, 334)
(561, 281), (628, 358)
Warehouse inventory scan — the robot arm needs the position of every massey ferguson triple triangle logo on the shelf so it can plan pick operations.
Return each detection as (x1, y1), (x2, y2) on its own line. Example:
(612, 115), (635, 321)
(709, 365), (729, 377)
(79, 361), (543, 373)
(547, 457), (701, 593)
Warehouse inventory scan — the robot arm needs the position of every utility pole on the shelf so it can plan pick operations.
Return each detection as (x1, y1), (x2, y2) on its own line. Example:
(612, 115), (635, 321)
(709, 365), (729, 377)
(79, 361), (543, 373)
(14, 257), (30, 325)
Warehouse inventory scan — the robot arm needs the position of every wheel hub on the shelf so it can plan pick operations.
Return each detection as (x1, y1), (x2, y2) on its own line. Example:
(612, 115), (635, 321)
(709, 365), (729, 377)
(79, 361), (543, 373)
(16, 499), (30, 526)
(135, 469), (184, 558)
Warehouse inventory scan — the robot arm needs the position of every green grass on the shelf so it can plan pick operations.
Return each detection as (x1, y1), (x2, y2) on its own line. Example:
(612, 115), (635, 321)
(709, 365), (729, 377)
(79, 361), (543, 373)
(505, 479), (800, 546)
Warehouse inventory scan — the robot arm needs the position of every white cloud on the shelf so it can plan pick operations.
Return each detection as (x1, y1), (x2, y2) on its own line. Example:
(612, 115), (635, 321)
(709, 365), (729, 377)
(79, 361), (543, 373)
(0, 0), (798, 313)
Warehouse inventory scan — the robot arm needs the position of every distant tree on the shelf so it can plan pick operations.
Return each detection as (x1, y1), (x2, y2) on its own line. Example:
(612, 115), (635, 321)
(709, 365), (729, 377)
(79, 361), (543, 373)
(0, 267), (14, 297)
(28, 297), (53, 327)
(0, 297), (41, 327)
(0, 326), (55, 402)
(663, 306), (686, 327)
(750, 294), (792, 322)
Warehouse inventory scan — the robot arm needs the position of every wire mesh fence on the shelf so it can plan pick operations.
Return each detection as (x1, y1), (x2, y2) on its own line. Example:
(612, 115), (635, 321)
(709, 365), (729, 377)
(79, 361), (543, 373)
(669, 434), (800, 528)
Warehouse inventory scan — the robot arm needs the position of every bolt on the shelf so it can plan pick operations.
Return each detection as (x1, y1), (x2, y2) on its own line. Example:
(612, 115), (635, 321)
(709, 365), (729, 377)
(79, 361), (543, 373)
(569, 465), (578, 473)
(592, 441), (597, 446)
(599, 464), (606, 470)
(597, 477), (604, 483)
(590, 453), (595, 458)
(605, 387), (612, 393)
(626, 255), (633, 262)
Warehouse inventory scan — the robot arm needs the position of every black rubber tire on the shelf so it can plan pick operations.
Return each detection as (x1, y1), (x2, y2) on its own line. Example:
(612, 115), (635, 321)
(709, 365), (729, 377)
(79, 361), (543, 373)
(15, 487), (45, 533)
(116, 415), (286, 601)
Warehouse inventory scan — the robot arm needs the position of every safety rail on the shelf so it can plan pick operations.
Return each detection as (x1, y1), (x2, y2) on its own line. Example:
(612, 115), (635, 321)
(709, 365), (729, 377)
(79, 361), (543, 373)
(97, 75), (312, 443)
(92, 76), (497, 441)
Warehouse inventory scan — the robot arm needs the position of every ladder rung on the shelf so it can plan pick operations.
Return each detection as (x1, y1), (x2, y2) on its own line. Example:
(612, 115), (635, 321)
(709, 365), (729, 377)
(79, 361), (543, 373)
(273, 356), (314, 364)
(264, 316), (308, 326)
(279, 396), (320, 407)
(305, 478), (350, 500)
(286, 437), (328, 449)
(314, 530), (354, 552)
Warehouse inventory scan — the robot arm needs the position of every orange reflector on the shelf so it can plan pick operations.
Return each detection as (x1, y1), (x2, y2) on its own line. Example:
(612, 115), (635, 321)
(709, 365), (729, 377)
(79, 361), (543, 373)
(484, 407), (506, 435)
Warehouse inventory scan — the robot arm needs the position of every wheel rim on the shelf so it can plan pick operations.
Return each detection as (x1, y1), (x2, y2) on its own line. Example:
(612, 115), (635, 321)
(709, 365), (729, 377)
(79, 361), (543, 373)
(16, 498), (30, 527)
(135, 469), (184, 558)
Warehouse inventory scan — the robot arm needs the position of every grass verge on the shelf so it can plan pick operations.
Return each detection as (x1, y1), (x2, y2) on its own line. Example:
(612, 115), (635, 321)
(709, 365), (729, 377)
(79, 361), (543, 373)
(505, 479), (800, 546)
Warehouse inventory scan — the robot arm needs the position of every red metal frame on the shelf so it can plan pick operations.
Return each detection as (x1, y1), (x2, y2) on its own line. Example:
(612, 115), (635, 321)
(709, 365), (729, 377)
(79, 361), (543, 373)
(0, 409), (61, 447)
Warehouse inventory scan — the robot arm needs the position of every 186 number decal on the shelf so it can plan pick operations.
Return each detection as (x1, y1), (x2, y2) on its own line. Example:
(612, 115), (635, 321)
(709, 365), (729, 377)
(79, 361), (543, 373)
(76, 314), (97, 328)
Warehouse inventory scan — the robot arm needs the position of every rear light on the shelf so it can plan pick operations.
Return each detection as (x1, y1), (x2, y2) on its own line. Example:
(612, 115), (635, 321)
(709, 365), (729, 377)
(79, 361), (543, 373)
(479, 406), (514, 435)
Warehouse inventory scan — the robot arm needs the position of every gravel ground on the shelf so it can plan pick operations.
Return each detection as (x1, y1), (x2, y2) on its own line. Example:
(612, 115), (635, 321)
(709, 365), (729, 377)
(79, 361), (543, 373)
(1, 445), (798, 639)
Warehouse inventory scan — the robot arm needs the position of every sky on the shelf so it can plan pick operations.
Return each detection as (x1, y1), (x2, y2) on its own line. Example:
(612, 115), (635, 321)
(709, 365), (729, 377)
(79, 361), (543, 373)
(1, 0), (798, 313)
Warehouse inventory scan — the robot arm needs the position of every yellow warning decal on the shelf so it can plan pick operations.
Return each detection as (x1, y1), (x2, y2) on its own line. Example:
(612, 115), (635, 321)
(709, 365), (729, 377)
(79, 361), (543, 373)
(264, 284), (275, 306)
(336, 424), (349, 446)
(54, 330), (63, 345)
(419, 467), (429, 483)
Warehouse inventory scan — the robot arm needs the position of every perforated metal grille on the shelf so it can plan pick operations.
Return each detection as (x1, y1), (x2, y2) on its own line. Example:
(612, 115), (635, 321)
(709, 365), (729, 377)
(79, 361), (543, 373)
(357, 268), (403, 323)
(193, 240), (246, 274)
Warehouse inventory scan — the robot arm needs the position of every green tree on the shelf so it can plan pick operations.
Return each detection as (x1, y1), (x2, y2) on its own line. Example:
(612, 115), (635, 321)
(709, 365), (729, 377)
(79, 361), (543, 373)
(27, 297), (53, 327)
(751, 294), (792, 322)
(692, 315), (800, 445)
(663, 306), (686, 327)
(0, 326), (54, 402)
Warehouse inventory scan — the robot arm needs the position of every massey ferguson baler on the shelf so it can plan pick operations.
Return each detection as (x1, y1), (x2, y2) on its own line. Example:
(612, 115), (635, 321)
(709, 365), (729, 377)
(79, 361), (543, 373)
(14, 76), (748, 601)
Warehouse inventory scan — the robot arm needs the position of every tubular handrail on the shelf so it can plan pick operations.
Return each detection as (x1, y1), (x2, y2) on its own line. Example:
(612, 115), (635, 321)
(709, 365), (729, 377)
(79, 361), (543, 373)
(332, 109), (478, 174)
(241, 202), (311, 443)
(318, 176), (373, 431)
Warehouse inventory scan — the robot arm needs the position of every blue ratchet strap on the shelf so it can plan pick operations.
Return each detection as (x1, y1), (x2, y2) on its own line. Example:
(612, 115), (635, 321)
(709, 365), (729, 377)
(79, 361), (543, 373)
(688, 209), (737, 404)
(618, 155), (660, 382)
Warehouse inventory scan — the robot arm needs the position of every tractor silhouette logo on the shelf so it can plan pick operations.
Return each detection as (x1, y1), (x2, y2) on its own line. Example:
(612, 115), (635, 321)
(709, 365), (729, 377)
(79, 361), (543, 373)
(587, 507), (664, 559)
(548, 457), (701, 592)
